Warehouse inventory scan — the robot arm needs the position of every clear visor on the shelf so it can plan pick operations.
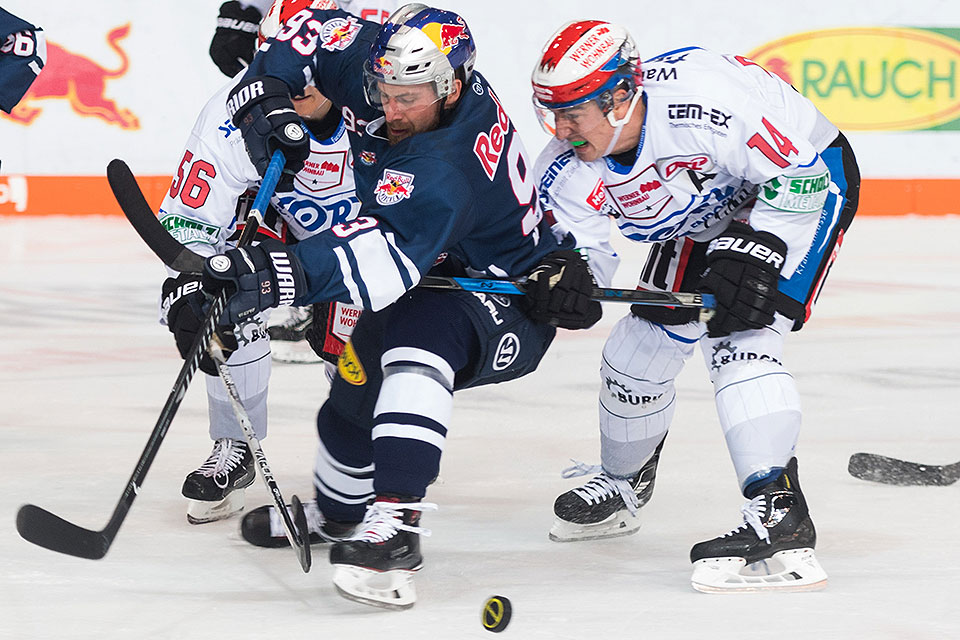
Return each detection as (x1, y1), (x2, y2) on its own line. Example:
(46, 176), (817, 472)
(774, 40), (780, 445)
(363, 68), (443, 113)
(533, 95), (610, 138)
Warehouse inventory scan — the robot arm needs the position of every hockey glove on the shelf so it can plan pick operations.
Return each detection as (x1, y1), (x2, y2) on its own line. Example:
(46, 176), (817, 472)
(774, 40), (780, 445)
(209, 1), (262, 77)
(697, 221), (787, 337)
(161, 273), (238, 376)
(523, 249), (602, 330)
(202, 238), (307, 327)
(227, 75), (310, 191)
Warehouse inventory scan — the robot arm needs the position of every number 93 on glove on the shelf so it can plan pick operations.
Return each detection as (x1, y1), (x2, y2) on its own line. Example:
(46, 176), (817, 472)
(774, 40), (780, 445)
(202, 237), (307, 327)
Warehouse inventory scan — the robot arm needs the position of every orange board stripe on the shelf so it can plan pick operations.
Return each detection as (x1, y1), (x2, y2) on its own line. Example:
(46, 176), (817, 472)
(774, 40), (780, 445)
(0, 175), (171, 216)
(1, 176), (958, 216)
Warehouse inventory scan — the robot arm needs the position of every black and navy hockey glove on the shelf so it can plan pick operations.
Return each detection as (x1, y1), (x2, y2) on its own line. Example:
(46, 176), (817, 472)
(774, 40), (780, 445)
(201, 238), (307, 327)
(698, 221), (787, 337)
(523, 249), (602, 330)
(209, 1), (262, 77)
(227, 76), (309, 191)
(161, 273), (238, 375)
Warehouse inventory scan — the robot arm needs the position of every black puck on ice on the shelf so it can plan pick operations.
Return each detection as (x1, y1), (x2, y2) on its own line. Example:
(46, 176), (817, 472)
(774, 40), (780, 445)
(481, 595), (512, 633)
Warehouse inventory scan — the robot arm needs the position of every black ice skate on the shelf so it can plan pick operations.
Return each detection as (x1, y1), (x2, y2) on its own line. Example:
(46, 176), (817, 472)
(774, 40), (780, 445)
(241, 500), (356, 547)
(689, 457), (827, 593)
(268, 306), (321, 364)
(549, 440), (663, 542)
(181, 438), (256, 524)
(329, 496), (438, 610)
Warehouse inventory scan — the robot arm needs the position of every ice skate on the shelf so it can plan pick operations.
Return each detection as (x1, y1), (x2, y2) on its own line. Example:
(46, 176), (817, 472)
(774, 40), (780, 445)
(181, 438), (256, 524)
(329, 497), (437, 610)
(268, 306), (321, 364)
(241, 499), (356, 547)
(690, 457), (827, 593)
(549, 441), (662, 542)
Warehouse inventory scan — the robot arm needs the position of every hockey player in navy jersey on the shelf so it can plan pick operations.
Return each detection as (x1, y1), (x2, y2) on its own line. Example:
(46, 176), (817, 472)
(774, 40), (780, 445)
(171, 4), (601, 609)
(530, 21), (860, 592)
(209, 0), (395, 77)
(208, 1), (398, 364)
(0, 8), (45, 116)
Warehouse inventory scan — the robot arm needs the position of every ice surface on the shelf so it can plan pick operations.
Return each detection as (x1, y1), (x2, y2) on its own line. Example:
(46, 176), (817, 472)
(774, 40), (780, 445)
(2, 216), (958, 639)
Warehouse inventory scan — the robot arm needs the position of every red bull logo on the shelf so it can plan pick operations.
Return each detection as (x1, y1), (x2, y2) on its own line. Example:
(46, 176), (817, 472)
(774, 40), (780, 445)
(2, 24), (139, 129)
(422, 18), (469, 55)
(373, 55), (394, 76)
(440, 20), (468, 50)
(374, 168), (416, 206)
(319, 16), (361, 52)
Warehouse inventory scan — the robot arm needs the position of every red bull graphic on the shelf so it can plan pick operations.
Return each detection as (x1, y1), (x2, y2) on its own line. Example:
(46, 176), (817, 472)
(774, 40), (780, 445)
(440, 20), (468, 50)
(359, 150), (377, 166)
(373, 55), (394, 76)
(422, 18), (470, 55)
(319, 16), (361, 52)
(1, 24), (139, 129)
(374, 168), (415, 205)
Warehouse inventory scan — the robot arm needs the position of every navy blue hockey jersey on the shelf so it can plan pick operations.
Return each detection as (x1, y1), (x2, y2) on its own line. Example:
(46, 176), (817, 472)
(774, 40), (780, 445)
(0, 8), (45, 114)
(241, 9), (556, 310)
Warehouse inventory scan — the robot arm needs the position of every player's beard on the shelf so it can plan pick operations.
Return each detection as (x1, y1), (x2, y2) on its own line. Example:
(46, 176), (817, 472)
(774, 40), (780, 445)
(386, 103), (444, 146)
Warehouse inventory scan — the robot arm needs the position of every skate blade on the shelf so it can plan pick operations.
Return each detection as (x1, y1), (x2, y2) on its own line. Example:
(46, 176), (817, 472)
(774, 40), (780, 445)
(186, 492), (245, 525)
(270, 341), (323, 364)
(691, 548), (828, 593)
(332, 565), (418, 610)
(548, 510), (641, 542)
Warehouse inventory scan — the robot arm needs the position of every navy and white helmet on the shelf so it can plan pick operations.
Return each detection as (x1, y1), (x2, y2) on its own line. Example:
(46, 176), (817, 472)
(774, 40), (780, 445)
(363, 3), (477, 108)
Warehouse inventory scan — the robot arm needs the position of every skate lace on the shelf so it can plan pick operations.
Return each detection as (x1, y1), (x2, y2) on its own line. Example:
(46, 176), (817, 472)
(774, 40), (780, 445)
(351, 500), (438, 544)
(195, 439), (247, 489)
(268, 500), (325, 538)
(277, 306), (311, 329)
(721, 496), (770, 544)
(561, 460), (641, 516)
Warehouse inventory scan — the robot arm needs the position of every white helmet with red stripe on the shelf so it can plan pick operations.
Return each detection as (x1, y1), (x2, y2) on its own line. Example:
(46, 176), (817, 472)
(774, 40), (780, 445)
(531, 20), (641, 134)
(258, 0), (340, 47)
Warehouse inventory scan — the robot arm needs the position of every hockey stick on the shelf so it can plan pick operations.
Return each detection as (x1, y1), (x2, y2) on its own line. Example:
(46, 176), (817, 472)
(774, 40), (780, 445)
(106, 177), (716, 316)
(207, 336), (312, 572)
(847, 452), (960, 486)
(15, 151), (286, 560)
(418, 275), (714, 312)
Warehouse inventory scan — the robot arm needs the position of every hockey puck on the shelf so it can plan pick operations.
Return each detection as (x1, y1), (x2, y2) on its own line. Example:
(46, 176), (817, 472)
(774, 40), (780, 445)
(481, 595), (512, 633)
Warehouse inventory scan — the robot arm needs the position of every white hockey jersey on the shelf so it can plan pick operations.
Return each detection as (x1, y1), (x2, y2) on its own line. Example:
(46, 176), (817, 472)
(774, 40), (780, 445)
(536, 46), (839, 279)
(158, 74), (361, 256)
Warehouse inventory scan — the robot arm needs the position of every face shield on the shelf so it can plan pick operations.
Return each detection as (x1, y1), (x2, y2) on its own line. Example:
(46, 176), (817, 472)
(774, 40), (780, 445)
(363, 60), (444, 114)
(534, 80), (642, 142)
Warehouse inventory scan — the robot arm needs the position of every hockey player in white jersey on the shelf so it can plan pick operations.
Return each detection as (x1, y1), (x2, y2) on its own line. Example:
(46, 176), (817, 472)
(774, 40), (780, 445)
(531, 21), (860, 592)
(162, 0), (367, 524)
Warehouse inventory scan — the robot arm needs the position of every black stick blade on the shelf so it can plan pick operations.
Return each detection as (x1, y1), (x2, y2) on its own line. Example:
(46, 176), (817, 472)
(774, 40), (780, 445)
(16, 504), (111, 560)
(107, 159), (204, 274)
(848, 453), (960, 486)
(290, 494), (312, 573)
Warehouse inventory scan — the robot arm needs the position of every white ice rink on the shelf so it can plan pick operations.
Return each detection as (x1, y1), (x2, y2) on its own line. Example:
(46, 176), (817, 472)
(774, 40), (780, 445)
(2, 215), (958, 639)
